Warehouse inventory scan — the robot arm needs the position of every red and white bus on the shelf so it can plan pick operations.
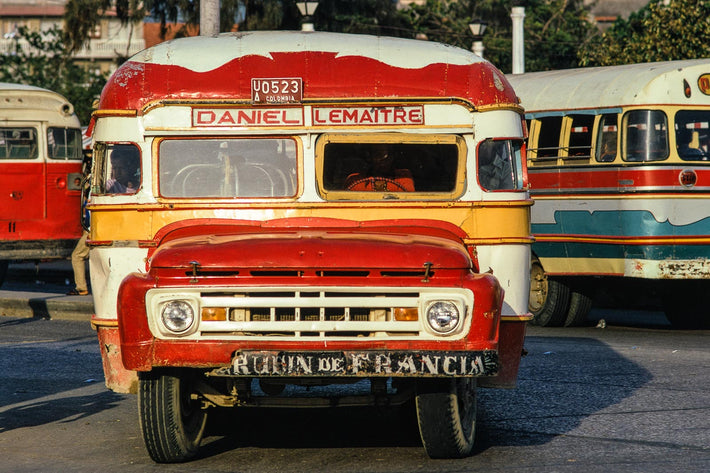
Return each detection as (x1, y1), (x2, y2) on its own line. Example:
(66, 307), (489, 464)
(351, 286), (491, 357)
(89, 31), (532, 462)
(0, 83), (83, 285)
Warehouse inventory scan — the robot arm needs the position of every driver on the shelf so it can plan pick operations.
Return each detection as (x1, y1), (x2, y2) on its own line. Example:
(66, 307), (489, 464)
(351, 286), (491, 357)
(344, 144), (414, 191)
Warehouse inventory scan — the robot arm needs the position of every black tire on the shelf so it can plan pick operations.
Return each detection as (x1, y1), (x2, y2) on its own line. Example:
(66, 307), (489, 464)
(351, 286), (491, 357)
(415, 378), (477, 459)
(564, 289), (593, 327)
(138, 370), (208, 463)
(529, 257), (570, 326)
(0, 260), (7, 287)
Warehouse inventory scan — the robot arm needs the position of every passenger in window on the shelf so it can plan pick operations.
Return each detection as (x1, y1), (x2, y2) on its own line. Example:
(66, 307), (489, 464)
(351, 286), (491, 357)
(344, 144), (415, 191)
(478, 140), (514, 190)
(676, 128), (706, 160)
(598, 137), (617, 162)
(106, 146), (140, 194)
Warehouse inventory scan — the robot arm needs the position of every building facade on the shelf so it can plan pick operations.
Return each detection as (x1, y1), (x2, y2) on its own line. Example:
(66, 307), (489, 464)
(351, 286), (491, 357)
(0, 0), (144, 75)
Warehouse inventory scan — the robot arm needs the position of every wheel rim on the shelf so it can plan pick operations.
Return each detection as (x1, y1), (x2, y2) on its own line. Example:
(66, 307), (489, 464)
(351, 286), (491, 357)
(529, 260), (548, 314)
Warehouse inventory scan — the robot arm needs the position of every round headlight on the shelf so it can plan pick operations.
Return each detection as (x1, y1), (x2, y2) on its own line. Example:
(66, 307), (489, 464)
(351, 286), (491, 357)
(426, 301), (460, 334)
(161, 300), (195, 333)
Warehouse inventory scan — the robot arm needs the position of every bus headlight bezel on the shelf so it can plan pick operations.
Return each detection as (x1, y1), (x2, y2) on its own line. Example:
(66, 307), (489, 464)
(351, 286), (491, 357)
(160, 299), (197, 335)
(423, 298), (466, 335)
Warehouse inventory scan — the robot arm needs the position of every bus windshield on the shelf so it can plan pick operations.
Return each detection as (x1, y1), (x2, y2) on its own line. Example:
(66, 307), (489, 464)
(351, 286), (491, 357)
(48, 127), (83, 160)
(159, 138), (297, 198)
(0, 127), (38, 159)
(318, 135), (465, 199)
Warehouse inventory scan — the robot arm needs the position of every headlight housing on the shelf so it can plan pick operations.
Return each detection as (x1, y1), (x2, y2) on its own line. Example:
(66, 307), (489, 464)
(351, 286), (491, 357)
(161, 300), (196, 334)
(425, 300), (461, 334)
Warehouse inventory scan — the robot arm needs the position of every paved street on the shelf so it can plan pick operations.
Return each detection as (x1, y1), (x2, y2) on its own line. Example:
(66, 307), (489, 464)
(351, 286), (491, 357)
(0, 263), (708, 472)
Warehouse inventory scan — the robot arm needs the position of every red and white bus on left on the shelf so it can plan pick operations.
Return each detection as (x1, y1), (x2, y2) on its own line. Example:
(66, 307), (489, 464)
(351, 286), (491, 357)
(0, 83), (84, 285)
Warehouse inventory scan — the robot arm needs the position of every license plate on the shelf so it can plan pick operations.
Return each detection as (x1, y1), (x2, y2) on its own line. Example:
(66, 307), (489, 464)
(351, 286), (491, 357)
(226, 350), (498, 377)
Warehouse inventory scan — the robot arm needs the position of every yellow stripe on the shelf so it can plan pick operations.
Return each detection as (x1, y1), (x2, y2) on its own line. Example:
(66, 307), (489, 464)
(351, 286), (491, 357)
(91, 202), (533, 243)
(501, 315), (533, 322)
(90, 318), (118, 330)
(92, 109), (137, 118)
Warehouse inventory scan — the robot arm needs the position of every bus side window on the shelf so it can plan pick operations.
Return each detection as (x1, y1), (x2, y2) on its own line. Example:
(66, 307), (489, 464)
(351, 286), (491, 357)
(566, 114), (594, 161)
(533, 116), (563, 162)
(48, 127), (82, 160)
(596, 114), (618, 162)
(675, 110), (710, 161)
(623, 110), (668, 162)
(0, 128), (38, 159)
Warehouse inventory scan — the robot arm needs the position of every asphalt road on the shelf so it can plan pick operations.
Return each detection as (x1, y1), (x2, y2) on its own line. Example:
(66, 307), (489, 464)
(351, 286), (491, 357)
(0, 263), (708, 472)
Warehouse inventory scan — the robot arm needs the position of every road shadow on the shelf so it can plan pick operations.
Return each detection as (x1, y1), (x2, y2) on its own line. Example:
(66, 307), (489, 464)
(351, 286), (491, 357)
(181, 335), (651, 462)
(0, 316), (112, 431)
(0, 389), (124, 433)
(475, 335), (652, 452)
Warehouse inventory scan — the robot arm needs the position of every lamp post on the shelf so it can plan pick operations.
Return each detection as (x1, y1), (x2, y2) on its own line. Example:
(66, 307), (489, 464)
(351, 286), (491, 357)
(297, 2), (319, 32)
(468, 20), (488, 58)
(510, 6), (526, 74)
(200, 0), (220, 36)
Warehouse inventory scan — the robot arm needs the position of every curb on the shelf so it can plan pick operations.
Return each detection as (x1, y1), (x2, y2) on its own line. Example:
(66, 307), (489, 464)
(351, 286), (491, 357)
(0, 291), (94, 321)
(0, 261), (94, 321)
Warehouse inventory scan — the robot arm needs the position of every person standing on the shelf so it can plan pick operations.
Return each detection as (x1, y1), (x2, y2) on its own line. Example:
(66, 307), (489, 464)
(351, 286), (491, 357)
(67, 229), (89, 296)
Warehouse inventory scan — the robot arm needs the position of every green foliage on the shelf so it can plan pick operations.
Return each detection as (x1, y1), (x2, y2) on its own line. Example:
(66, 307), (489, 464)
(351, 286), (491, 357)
(62, 0), (599, 74)
(65, 0), (145, 53)
(523, 0), (597, 71)
(400, 0), (596, 72)
(579, 0), (710, 66)
(312, 0), (408, 36)
(0, 26), (107, 125)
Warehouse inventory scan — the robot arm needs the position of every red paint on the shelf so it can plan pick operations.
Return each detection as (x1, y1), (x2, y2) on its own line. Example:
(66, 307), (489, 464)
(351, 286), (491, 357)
(0, 161), (82, 245)
(117, 223), (503, 372)
(100, 52), (516, 112)
(529, 166), (710, 194)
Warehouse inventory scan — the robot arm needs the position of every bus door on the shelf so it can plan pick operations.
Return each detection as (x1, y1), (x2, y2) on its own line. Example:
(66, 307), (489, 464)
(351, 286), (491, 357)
(0, 123), (44, 223)
(45, 126), (84, 227)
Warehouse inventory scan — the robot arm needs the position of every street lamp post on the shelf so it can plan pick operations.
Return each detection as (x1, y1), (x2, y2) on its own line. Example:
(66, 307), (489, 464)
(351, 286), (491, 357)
(468, 20), (488, 58)
(200, 0), (220, 36)
(511, 6), (526, 74)
(296, 2), (319, 32)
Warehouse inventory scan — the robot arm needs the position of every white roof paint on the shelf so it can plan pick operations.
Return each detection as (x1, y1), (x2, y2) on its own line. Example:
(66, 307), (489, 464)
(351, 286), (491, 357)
(130, 30), (484, 73)
(506, 59), (710, 112)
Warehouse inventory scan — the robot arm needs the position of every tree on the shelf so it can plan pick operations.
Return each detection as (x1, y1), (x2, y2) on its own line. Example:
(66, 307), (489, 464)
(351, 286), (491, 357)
(579, 0), (710, 66)
(399, 0), (597, 73)
(64, 0), (598, 74)
(64, 0), (146, 54)
(0, 26), (106, 125)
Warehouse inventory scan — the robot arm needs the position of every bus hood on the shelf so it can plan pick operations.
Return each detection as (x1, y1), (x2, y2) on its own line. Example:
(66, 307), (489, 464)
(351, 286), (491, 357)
(147, 229), (471, 272)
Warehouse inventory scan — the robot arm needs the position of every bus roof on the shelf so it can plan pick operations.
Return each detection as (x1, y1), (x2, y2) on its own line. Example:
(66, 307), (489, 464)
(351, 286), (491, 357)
(506, 59), (710, 113)
(99, 31), (517, 112)
(0, 82), (77, 119)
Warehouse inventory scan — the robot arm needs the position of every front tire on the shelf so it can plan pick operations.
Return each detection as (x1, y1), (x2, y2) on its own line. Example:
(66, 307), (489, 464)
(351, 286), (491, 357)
(138, 370), (208, 463)
(415, 378), (477, 459)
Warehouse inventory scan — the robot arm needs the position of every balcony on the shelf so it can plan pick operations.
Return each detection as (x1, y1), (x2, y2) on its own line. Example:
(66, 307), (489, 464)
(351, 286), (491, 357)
(0, 38), (145, 60)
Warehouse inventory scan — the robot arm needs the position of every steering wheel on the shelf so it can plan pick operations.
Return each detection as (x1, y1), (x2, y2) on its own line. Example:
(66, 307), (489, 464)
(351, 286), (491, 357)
(346, 176), (408, 192)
